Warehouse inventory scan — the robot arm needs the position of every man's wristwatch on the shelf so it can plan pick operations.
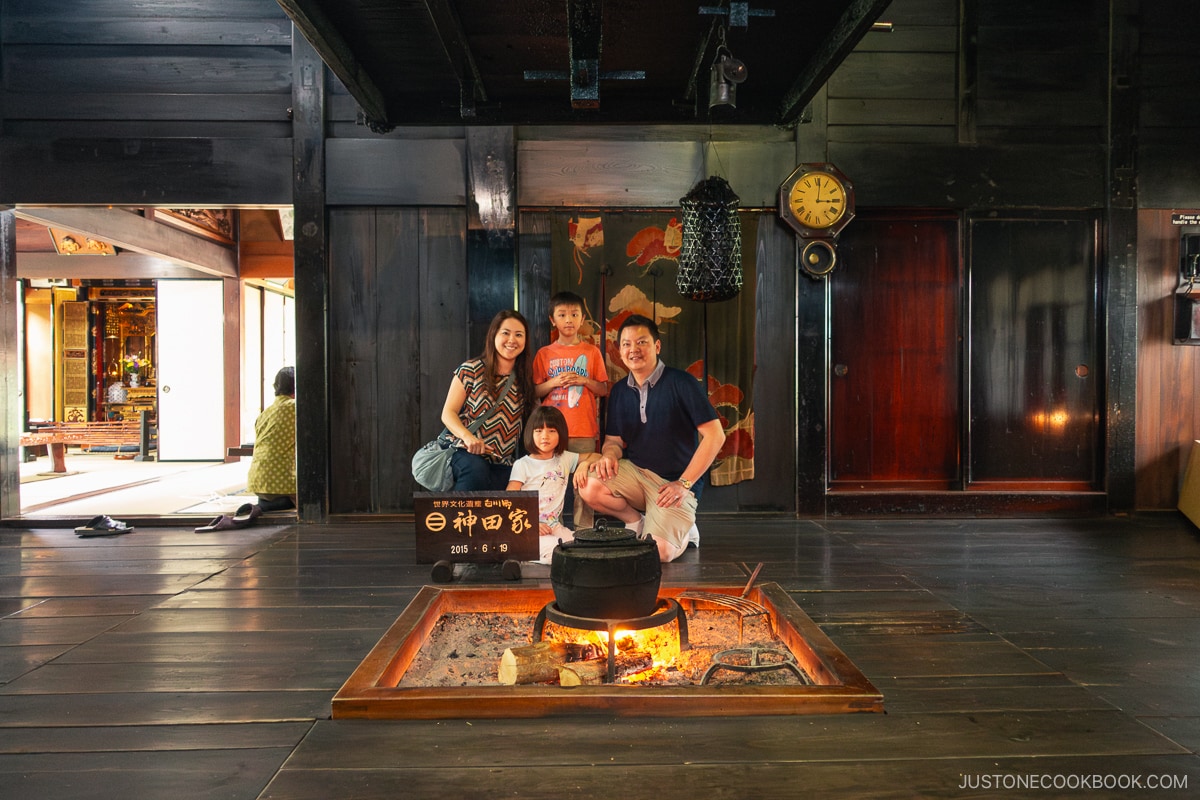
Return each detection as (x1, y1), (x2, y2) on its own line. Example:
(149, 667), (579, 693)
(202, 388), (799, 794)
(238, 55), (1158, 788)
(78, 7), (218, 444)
(679, 478), (692, 491)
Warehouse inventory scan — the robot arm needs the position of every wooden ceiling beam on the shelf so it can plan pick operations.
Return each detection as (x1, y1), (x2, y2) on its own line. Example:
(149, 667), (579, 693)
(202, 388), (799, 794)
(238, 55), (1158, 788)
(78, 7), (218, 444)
(16, 252), (212, 280)
(13, 208), (237, 279)
(276, 0), (392, 129)
(423, 0), (488, 118)
(776, 0), (892, 128)
(568, 0), (603, 108)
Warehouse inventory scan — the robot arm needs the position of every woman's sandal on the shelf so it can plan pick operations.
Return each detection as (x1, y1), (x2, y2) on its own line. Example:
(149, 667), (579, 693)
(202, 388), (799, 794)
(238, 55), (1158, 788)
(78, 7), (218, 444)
(75, 515), (135, 537)
(231, 503), (262, 526)
(195, 515), (238, 533)
(195, 503), (261, 533)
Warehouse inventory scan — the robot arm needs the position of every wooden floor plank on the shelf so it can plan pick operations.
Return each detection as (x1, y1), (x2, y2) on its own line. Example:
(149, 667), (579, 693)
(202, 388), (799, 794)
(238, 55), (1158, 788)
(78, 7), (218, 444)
(832, 633), (1057, 678)
(281, 710), (1186, 770)
(51, 630), (383, 664)
(0, 748), (294, 800)
(2, 513), (1199, 798)
(0, 574), (211, 598)
(260, 754), (1200, 800)
(0, 559), (248, 577)
(0, 615), (132, 646)
(1, 660), (358, 694)
(1139, 717), (1200, 754)
(6, 596), (173, 617)
(0, 691), (333, 727)
(109, 607), (404, 634)
(0, 645), (74, 684)
(152, 587), (418, 609)
(0, 722), (312, 754)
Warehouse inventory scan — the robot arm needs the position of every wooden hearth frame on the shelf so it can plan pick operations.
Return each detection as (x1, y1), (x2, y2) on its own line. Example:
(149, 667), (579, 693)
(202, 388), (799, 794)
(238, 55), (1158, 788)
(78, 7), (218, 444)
(333, 582), (883, 719)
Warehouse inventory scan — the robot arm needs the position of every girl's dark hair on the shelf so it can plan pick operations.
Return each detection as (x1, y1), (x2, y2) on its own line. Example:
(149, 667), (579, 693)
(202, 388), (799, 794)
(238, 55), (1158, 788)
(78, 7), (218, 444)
(523, 405), (568, 455)
(480, 309), (533, 414)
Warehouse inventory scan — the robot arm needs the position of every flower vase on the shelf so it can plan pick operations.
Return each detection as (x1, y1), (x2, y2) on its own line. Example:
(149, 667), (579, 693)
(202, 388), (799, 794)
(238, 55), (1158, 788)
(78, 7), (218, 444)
(106, 382), (128, 404)
(129, 372), (140, 388)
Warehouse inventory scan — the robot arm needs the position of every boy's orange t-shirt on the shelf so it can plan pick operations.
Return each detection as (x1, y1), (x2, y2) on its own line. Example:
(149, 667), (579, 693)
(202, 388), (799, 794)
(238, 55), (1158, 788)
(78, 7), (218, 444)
(533, 340), (609, 439)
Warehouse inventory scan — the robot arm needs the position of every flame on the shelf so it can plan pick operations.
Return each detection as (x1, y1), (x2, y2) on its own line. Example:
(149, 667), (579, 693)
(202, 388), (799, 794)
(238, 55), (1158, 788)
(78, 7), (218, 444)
(548, 622), (682, 683)
(610, 627), (681, 681)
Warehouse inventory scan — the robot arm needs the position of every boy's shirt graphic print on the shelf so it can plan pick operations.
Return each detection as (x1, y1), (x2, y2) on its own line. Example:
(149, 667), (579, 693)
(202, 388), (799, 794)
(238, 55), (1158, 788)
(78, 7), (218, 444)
(535, 341), (607, 440)
(546, 354), (589, 408)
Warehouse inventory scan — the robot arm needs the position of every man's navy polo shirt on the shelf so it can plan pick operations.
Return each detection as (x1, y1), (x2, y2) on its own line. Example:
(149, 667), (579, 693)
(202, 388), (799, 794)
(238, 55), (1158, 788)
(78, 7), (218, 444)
(605, 361), (717, 482)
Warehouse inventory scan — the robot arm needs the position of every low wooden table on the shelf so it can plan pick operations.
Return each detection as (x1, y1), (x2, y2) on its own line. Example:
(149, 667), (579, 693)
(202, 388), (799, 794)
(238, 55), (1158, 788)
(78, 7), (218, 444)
(19, 431), (81, 473)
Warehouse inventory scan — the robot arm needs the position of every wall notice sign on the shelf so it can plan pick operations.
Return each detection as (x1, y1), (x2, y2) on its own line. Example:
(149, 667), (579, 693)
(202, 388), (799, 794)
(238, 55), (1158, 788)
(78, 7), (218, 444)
(414, 491), (539, 564)
(1172, 213), (1200, 226)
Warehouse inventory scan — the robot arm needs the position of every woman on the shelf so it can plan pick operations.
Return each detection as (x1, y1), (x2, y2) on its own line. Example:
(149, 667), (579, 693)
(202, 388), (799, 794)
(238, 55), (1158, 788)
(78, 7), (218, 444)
(247, 366), (297, 511)
(440, 310), (533, 490)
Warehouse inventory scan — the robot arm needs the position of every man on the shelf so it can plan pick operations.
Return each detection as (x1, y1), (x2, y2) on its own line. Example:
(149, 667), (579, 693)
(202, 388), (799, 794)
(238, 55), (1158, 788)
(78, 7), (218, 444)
(575, 315), (725, 562)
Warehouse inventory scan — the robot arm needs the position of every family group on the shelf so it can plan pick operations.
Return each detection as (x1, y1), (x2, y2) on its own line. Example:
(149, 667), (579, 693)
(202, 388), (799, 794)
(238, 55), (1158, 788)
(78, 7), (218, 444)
(435, 292), (725, 564)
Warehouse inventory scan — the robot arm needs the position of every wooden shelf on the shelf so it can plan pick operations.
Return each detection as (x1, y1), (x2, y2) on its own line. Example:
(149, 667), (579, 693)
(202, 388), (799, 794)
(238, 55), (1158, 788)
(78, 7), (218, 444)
(105, 385), (156, 421)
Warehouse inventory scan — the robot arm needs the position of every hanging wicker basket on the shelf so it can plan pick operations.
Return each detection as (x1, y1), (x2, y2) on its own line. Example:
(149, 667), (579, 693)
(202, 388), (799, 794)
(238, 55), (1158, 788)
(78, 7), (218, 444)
(677, 176), (744, 302)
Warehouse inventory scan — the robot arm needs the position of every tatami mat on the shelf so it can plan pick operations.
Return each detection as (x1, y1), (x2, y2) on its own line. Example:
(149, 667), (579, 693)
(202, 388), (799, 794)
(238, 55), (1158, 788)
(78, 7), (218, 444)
(19, 452), (254, 517)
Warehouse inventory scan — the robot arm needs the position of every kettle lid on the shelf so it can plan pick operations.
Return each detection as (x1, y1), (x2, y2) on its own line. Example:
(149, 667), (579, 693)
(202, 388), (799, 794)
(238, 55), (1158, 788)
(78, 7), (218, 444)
(573, 519), (639, 546)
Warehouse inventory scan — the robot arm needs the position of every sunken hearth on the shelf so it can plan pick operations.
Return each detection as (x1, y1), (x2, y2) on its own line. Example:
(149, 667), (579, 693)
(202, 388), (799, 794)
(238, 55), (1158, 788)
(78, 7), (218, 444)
(333, 583), (883, 719)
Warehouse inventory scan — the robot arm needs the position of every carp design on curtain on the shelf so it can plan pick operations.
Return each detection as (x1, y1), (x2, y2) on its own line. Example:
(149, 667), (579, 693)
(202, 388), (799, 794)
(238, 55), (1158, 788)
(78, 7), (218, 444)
(550, 211), (756, 486)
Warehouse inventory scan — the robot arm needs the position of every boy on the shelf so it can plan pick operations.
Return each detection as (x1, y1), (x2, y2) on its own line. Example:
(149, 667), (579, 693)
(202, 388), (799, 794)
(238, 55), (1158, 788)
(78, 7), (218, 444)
(533, 291), (609, 454)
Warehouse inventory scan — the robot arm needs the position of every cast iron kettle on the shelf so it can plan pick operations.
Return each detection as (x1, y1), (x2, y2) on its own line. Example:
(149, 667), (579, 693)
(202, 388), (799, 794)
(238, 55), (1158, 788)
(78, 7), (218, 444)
(550, 520), (662, 619)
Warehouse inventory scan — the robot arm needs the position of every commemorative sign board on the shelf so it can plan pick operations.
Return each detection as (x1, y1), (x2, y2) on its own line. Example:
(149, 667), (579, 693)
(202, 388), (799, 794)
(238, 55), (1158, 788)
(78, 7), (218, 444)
(414, 491), (540, 564)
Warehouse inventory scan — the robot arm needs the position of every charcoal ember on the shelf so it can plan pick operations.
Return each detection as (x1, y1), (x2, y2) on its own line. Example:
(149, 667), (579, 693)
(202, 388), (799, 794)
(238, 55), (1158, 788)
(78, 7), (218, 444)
(397, 609), (795, 687)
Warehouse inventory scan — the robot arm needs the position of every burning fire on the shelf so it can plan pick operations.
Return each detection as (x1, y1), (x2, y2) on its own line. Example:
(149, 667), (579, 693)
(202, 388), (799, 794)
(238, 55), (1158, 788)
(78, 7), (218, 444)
(547, 623), (682, 683)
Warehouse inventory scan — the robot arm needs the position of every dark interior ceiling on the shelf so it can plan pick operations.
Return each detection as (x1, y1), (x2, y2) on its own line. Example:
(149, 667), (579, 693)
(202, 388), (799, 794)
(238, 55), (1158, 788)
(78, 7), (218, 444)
(276, 0), (892, 130)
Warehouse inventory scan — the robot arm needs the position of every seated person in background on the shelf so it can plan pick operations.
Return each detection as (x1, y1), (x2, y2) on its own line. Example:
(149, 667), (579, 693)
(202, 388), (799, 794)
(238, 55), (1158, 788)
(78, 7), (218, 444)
(576, 315), (725, 563)
(506, 406), (599, 564)
(247, 366), (297, 512)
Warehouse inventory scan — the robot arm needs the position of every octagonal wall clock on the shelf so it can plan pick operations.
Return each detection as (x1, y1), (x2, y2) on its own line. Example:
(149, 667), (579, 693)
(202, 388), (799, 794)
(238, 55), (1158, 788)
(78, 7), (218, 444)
(779, 162), (855, 239)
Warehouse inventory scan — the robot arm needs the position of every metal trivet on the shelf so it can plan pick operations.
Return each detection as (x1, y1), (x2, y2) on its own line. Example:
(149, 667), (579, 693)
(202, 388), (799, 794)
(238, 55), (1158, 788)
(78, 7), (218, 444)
(700, 646), (812, 686)
(533, 598), (690, 683)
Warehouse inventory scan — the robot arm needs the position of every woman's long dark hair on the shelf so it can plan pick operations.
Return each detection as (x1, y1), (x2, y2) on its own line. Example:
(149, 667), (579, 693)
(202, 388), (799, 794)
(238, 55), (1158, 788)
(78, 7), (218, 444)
(480, 309), (533, 415)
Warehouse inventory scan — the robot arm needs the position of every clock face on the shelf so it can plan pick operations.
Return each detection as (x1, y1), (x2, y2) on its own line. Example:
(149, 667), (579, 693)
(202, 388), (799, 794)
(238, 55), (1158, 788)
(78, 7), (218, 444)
(787, 171), (847, 229)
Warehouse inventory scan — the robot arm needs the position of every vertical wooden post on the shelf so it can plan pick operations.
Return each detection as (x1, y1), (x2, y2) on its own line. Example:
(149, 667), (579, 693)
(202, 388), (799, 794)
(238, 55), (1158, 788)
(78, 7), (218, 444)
(0, 211), (19, 520)
(790, 123), (830, 515)
(222, 277), (241, 463)
(292, 28), (330, 522)
(1106, 0), (1139, 511)
(465, 127), (517, 347)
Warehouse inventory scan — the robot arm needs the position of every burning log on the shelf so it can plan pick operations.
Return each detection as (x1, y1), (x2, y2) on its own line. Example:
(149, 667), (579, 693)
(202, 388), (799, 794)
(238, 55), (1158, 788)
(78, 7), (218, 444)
(557, 652), (653, 686)
(497, 642), (597, 685)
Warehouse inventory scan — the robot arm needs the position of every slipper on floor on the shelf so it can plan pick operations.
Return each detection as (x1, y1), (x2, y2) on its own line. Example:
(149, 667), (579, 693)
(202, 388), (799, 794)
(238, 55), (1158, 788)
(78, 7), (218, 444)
(75, 515), (134, 537)
(194, 514), (240, 533)
(232, 503), (262, 526)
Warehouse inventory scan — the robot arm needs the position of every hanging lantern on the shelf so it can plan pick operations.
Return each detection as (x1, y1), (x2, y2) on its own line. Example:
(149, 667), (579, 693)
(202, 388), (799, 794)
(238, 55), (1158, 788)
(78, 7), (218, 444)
(677, 176), (743, 302)
(104, 307), (121, 339)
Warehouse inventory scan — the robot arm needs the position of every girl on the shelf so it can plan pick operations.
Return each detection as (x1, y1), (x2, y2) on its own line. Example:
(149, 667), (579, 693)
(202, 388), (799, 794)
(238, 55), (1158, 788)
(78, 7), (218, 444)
(440, 310), (533, 491)
(507, 405), (598, 563)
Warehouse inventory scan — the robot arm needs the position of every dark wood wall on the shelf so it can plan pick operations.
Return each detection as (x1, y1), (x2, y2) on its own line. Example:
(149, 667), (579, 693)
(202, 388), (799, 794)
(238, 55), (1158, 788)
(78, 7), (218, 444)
(1136, 210), (1200, 509)
(1133, 0), (1200, 509)
(0, 0), (292, 205)
(5, 0), (1200, 518)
